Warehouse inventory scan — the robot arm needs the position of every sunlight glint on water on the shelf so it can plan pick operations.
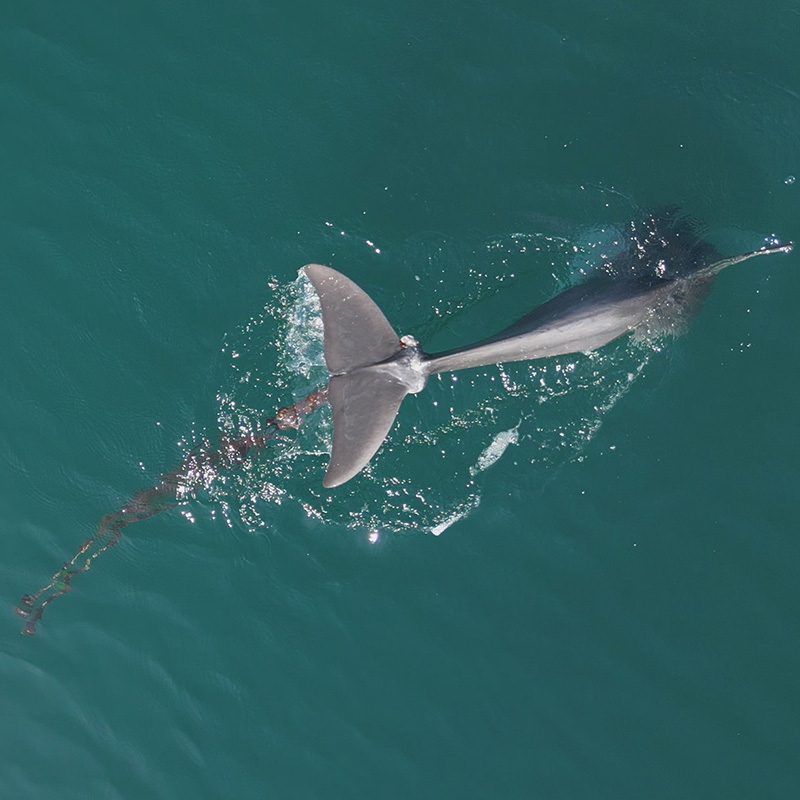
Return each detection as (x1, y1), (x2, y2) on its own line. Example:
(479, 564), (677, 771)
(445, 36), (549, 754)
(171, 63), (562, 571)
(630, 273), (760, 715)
(207, 230), (660, 535)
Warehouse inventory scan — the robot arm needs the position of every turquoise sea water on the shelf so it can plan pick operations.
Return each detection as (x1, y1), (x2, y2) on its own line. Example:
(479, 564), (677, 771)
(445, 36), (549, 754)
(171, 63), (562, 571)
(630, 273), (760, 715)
(2, 1), (799, 797)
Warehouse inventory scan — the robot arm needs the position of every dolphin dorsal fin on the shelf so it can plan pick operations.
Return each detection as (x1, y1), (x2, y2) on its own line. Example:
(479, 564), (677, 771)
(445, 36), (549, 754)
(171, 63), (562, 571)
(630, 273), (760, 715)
(304, 264), (401, 374)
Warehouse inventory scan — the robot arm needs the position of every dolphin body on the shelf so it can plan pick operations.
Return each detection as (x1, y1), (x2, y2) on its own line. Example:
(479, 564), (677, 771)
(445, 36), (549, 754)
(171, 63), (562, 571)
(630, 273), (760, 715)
(304, 212), (791, 487)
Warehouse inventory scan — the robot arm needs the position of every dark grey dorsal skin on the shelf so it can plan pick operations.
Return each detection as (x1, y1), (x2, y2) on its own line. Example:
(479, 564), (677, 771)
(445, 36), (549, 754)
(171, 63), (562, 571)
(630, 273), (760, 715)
(305, 213), (792, 487)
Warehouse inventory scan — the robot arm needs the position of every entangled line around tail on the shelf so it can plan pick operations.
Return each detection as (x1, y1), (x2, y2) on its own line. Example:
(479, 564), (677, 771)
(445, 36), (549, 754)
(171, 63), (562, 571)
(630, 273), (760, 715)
(15, 385), (329, 635)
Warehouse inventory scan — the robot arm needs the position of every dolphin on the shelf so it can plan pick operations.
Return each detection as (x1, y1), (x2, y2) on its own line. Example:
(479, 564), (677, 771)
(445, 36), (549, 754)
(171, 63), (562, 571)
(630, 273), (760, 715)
(304, 211), (791, 487)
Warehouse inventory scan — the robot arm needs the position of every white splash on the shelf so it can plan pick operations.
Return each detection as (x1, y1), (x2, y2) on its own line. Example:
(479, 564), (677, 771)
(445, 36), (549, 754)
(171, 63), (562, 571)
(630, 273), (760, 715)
(208, 227), (659, 537)
(470, 425), (520, 476)
(429, 501), (480, 536)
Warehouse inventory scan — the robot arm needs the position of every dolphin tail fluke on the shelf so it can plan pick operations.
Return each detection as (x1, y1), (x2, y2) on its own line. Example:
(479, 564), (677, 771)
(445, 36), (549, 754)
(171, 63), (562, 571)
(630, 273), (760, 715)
(324, 371), (409, 487)
(303, 264), (408, 487)
(303, 263), (402, 373)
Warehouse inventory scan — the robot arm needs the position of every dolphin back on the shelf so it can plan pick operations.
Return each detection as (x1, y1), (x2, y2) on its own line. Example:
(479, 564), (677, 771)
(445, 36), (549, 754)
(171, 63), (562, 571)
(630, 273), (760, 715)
(302, 229), (792, 487)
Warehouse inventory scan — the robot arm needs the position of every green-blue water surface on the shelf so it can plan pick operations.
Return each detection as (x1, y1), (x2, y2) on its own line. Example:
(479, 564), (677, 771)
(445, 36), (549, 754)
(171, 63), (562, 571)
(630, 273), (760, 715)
(2, 1), (799, 797)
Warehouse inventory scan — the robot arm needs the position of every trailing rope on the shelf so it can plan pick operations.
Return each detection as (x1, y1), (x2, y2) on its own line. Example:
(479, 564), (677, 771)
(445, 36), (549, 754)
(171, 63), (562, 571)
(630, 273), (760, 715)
(15, 386), (329, 635)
